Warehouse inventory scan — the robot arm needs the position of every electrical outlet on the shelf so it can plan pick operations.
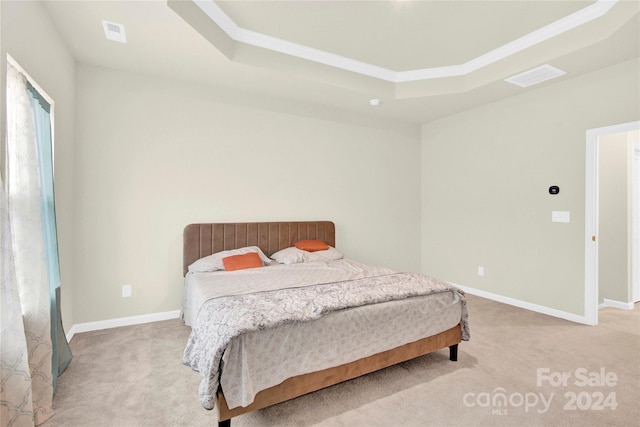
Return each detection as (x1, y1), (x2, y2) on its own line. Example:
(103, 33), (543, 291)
(122, 284), (132, 298)
(478, 266), (485, 277)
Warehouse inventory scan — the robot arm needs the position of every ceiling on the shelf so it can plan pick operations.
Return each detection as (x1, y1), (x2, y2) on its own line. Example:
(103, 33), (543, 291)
(41, 0), (640, 126)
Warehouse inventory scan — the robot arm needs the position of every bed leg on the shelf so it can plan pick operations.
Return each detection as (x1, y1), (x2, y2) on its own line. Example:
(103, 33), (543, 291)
(218, 419), (230, 427)
(449, 344), (458, 361)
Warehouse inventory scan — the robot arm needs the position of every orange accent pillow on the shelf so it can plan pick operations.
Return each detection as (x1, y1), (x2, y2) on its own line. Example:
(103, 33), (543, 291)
(294, 239), (329, 252)
(222, 252), (263, 271)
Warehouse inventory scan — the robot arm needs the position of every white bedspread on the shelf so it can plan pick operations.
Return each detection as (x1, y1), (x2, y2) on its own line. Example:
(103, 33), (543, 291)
(182, 259), (467, 410)
(182, 259), (395, 327)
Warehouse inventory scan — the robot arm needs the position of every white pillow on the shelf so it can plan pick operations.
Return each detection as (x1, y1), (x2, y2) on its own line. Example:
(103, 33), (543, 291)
(270, 247), (310, 265)
(188, 246), (271, 272)
(270, 246), (344, 264)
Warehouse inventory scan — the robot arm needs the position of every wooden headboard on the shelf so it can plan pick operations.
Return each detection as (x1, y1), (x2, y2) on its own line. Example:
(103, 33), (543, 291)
(183, 221), (336, 276)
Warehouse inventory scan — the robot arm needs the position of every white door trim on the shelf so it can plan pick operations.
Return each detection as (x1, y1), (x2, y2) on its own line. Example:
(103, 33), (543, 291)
(632, 141), (640, 303)
(585, 121), (640, 325)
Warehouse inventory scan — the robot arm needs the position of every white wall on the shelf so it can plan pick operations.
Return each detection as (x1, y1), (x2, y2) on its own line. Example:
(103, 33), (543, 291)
(1, 0), (76, 328)
(421, 58), (640, 317)
(73, 64), (421, 323)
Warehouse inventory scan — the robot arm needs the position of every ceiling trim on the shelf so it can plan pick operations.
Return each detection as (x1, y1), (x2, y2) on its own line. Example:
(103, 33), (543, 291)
(193, 0), (617, 83)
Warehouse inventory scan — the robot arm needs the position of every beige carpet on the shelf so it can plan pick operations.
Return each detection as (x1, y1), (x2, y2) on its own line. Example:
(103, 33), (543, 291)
(42, 295), (639, 427)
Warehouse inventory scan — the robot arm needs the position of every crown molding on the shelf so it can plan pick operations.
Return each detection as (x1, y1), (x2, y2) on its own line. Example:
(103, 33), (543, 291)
(193, 0), (617, 83)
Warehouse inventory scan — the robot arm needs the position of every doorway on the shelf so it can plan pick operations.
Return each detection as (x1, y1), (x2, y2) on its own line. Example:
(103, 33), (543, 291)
(585, 121), (640, 325)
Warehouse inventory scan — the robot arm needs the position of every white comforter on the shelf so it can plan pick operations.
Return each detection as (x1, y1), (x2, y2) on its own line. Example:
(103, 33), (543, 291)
(182, 259), (395, 327)
(182, 259), (467, 410)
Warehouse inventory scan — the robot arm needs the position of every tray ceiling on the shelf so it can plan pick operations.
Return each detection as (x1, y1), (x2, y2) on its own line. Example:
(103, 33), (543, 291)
(41, 0), (640, 124)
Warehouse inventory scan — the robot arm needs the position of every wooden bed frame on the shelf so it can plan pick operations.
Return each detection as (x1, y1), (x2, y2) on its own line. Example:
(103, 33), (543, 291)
(183, 221), (462, 427)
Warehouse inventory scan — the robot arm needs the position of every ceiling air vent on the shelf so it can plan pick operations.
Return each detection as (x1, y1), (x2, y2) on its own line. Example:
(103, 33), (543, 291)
(505, 64), (566, 88)
(102, 20), (127, 44)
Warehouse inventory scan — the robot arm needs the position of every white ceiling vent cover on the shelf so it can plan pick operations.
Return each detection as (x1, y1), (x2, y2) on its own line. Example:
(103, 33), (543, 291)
(102, 20), (127, 43)
(505, 64), (566, 88)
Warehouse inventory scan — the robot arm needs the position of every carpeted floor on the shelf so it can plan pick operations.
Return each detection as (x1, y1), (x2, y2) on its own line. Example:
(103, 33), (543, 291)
(42, 295), (639, 427)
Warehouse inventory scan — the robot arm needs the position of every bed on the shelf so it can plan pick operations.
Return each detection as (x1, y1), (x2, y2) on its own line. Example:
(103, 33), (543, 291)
(181, 221), (469, 427)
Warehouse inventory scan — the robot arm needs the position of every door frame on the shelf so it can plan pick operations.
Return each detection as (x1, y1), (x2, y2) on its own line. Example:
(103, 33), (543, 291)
(585, 120), (640, 325)
(632, 141), (640, 303)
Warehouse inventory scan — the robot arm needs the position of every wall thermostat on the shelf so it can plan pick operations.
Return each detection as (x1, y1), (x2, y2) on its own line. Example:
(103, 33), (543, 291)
(549, 186), (560, 195)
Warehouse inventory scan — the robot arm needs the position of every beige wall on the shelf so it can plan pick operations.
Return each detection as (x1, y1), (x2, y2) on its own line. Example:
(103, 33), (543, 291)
(3, 1), (639, 326)
(598, 132), (631, 303)
(73, 64), (421, 323)
(421, 58), (640, 316)
(1, 1), (76, 328)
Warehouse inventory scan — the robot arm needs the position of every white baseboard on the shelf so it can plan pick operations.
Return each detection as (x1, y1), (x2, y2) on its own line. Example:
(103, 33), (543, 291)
(452, 283), (591, 325)
(599, 298), (635, 310)
(64, 283), (608, 341)
(66, 310), (181, 342)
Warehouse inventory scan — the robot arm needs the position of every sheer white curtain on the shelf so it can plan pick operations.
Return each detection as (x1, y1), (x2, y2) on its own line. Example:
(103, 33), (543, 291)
(1, 63), (54, 426)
